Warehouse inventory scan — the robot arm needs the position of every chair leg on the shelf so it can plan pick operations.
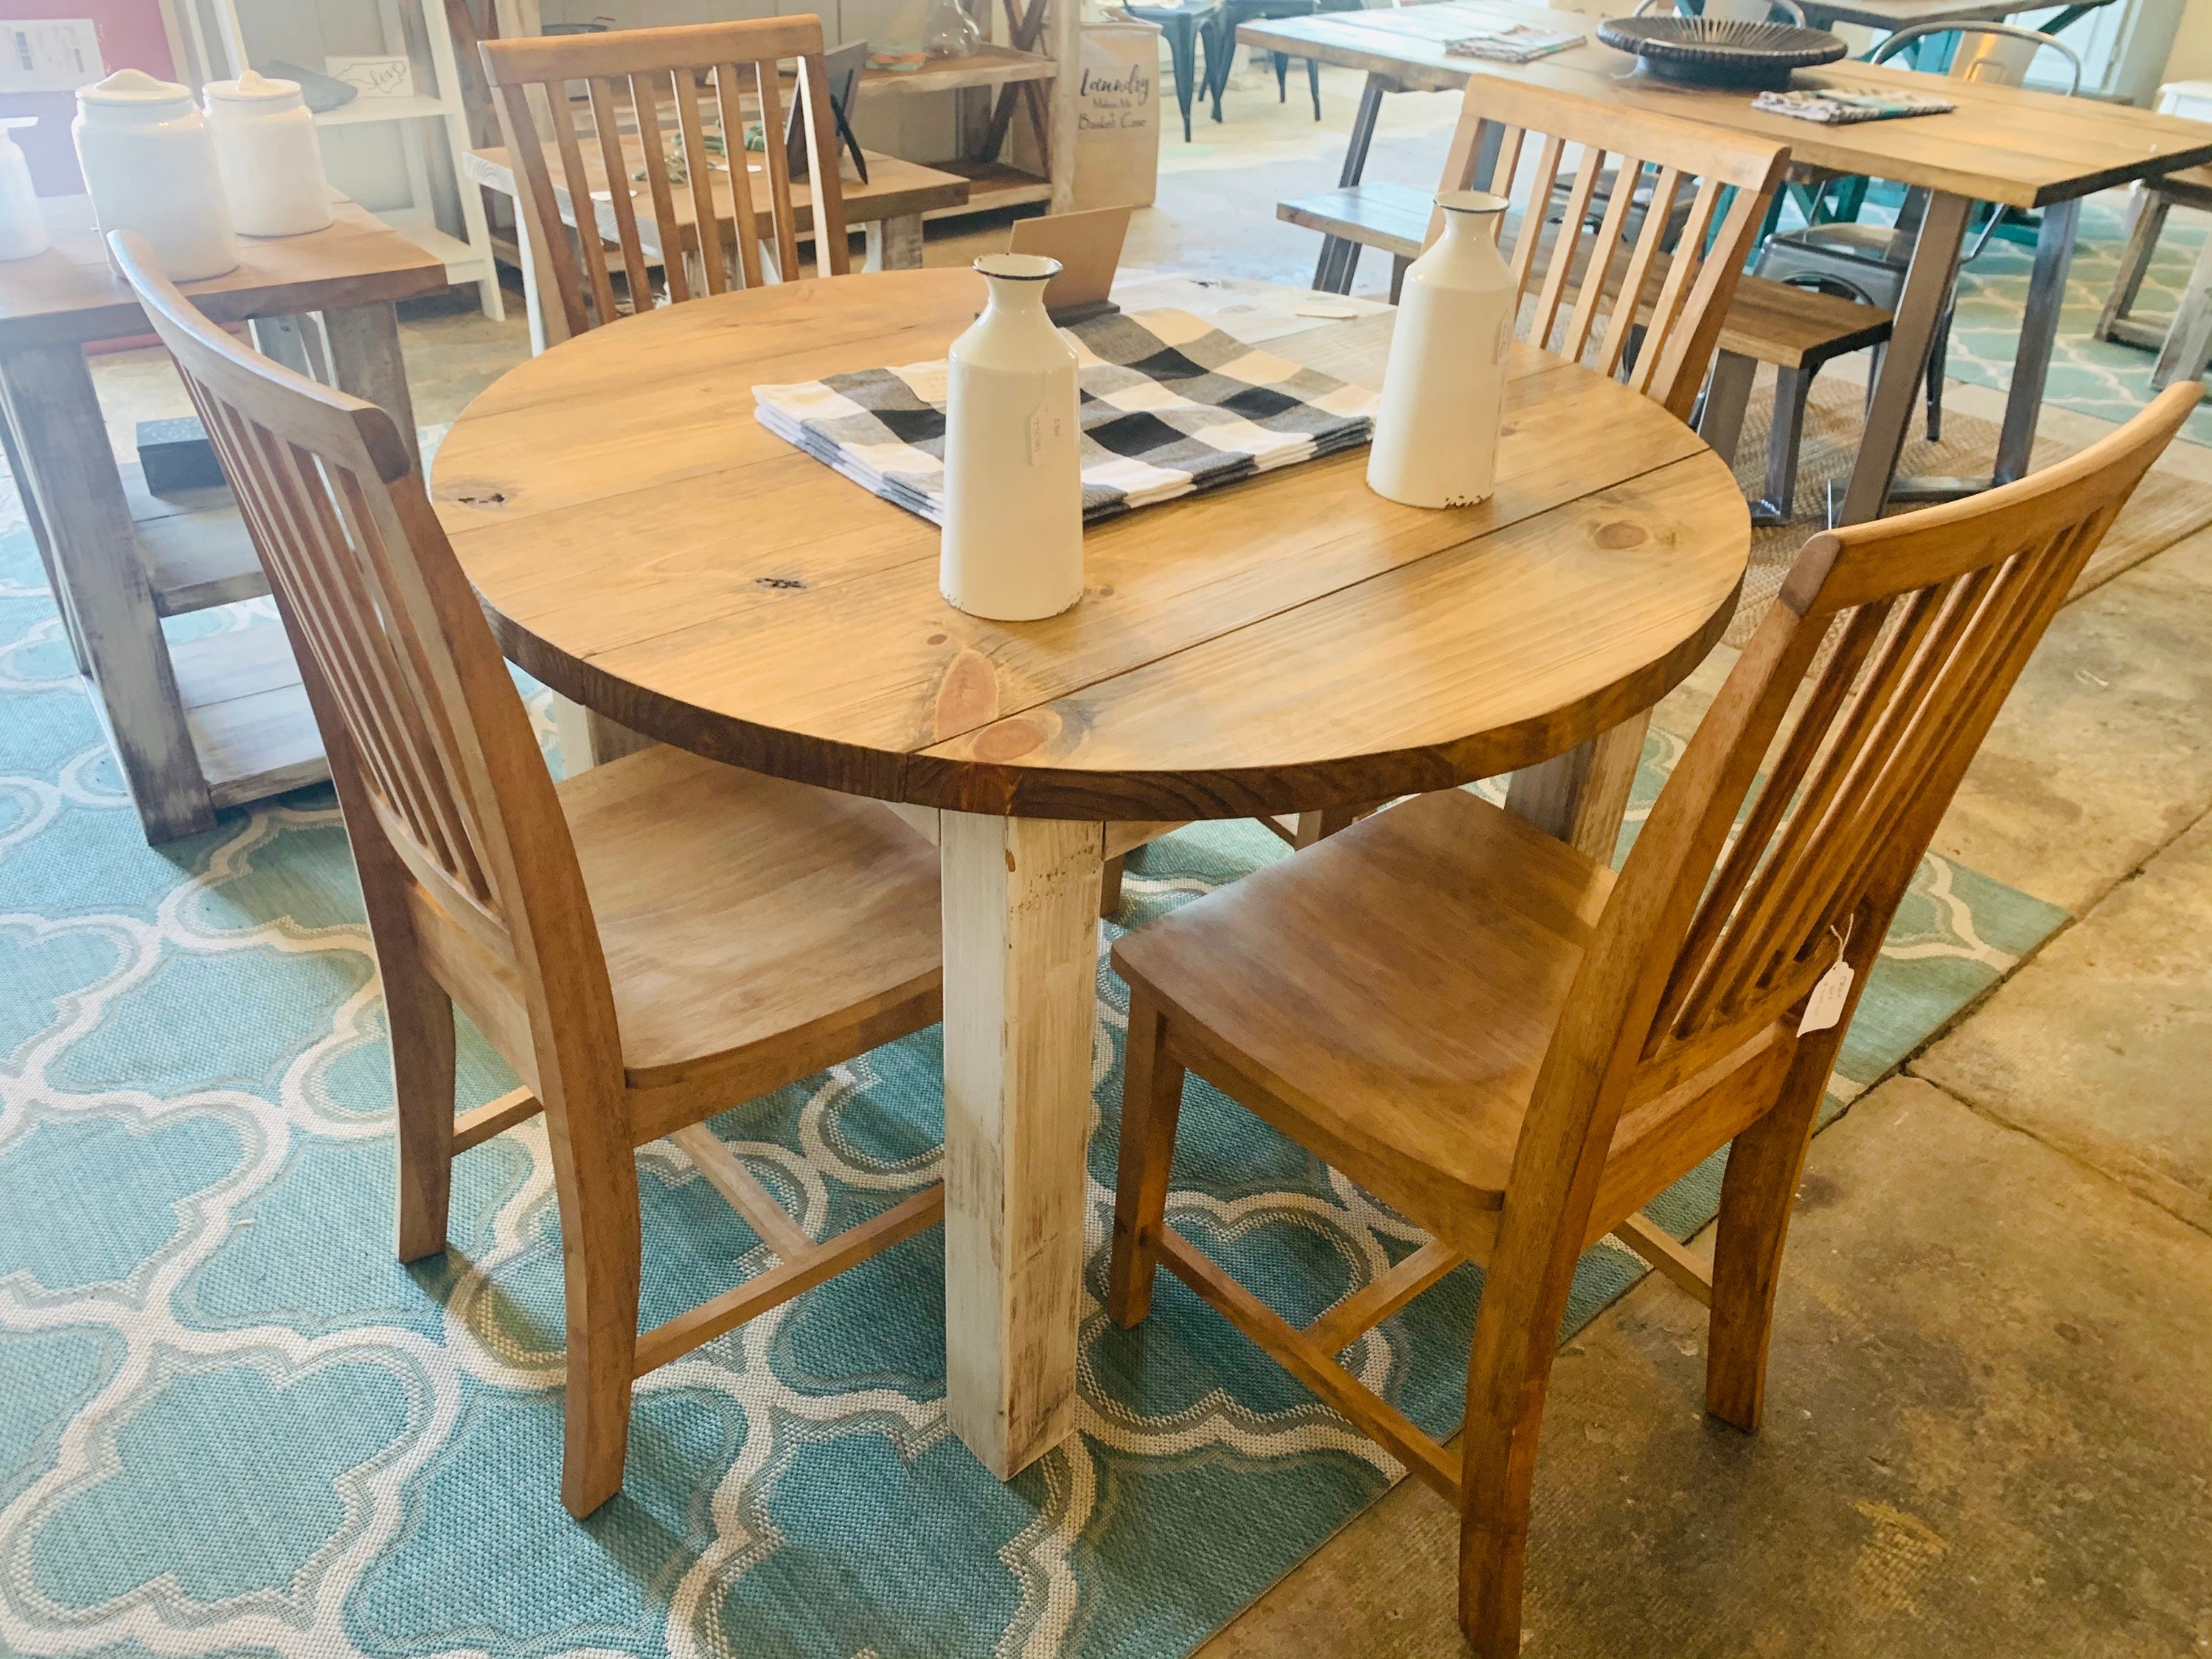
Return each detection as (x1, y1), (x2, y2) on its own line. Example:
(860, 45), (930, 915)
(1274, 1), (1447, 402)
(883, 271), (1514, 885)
(2095, 187), (2167, 343)
(1925, 304), (1950, 443)
(1704, 1048), (1829, 1433)
(1756, 364), (1812, 526)
(1106, 988), (1186, 1328)
(1697, 348), (1756, 473)
(1274, 51), (1289, 102)
(1099, 852), (1126, 918)
(545, 1082), (644, 1517)
(1388, 254), (1409, 305)
(386, 951), (458, 1263)
(1307, 55), (1321, 120)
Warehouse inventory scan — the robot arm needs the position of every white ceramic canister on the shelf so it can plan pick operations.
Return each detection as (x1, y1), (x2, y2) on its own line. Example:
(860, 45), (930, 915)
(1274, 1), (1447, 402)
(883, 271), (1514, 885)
(204, 71), (333, 238)
(1366, 190), (1517, 510)
(73, 69), (238, 281)
(939, 252), (1085, 622)
(0, 118), (50, 262)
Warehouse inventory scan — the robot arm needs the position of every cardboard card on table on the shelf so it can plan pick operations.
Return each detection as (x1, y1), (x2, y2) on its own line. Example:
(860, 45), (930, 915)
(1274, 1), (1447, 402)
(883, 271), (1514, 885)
(1011, 207), (1132, 324)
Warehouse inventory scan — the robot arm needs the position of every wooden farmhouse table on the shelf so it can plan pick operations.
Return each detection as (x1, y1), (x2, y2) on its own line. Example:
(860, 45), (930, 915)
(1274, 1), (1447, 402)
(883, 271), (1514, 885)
(0, 201), (445, 842)
(430, 265), (1750, 1479)
(1237, 0), (2212, 525)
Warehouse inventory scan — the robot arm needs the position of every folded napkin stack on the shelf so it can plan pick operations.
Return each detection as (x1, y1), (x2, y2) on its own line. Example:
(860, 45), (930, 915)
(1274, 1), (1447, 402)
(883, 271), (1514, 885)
(1753, 86), (1957, 124)
(1443, 22), (1585, 62)
(752, 307), (1380, 526)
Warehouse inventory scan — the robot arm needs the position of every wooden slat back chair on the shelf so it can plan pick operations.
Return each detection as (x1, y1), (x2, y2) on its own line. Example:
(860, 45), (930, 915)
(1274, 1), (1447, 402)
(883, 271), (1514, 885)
(1106, 380), (2200, 1655)
(1200, 85), (1793, 881)
(479, 18), (851, 342)
(114, 232), (945, 1520)
(1430, 77), (1790, 425)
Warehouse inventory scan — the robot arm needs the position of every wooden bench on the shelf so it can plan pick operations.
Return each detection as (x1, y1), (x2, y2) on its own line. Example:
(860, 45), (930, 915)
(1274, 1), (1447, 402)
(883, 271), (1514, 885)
(1278, 180), (1894, 522)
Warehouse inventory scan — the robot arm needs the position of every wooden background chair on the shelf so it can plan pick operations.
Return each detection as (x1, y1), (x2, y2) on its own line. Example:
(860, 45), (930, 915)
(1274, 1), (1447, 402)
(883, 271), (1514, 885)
(479, 18), (852, 344)
(1141, 83), (1790, 900)
(1105, 379), (2199, 1655)
(115, 232), (945, 1519)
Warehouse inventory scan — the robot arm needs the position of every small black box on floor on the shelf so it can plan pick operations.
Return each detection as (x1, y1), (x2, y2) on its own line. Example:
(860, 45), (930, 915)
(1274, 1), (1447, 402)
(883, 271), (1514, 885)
(136, 417), (227, 496)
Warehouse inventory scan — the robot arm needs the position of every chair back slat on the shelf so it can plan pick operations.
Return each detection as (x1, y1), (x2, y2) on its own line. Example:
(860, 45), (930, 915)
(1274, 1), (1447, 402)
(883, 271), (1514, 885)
(1607, 382), (2197, 1096)
(480, 18), (849, 339)
(587, 76), (655, 301)
(1434, 81), (1789, 421)
(111, 232), (618, 1043)
(671, 69), (731, 295)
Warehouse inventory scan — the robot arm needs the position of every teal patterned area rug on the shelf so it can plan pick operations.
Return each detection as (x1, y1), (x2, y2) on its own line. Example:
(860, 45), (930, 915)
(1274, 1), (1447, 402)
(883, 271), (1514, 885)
(0, 470), (2068, 1658)
(1947, 189), (2212, 448)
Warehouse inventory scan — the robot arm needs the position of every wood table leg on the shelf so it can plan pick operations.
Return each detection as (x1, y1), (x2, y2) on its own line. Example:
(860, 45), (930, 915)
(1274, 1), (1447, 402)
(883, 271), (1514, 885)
(1503, 709), (1649, 866)
(2152, 223), (2212, 392)
(864, 214), (925, 272)
(940, 811), (1103, 1478)
(0, 395), (86, 674)
(0, 341), (211, 841)
(324, 302), (422, 470)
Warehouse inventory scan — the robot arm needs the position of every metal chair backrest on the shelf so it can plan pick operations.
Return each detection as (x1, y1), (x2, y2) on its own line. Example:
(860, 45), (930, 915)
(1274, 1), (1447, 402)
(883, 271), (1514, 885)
(479, 18), (851, 341)
(1871, 20), (2082, 95)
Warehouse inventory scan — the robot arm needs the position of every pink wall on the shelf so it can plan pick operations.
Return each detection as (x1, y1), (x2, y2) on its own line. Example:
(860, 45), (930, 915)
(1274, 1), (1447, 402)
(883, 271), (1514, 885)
(0, 1), (179, 194)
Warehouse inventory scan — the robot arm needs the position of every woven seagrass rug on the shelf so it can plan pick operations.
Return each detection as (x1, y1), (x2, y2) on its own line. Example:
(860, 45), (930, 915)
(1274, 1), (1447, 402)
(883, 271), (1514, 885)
(0, 458), (2068, 1657)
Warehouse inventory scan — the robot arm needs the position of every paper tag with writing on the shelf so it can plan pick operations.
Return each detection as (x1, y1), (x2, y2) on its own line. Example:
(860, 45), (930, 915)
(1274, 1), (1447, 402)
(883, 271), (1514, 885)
(1797, 961), (1854, 1035)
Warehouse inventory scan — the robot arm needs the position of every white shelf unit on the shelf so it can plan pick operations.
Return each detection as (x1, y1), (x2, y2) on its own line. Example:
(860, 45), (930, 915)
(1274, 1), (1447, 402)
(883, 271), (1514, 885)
(194, 0), (505, 319)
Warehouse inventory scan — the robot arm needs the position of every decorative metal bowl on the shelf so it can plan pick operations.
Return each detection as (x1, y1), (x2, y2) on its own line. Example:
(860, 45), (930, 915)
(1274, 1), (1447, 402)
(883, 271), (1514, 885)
(1596, 17), (1848, 90)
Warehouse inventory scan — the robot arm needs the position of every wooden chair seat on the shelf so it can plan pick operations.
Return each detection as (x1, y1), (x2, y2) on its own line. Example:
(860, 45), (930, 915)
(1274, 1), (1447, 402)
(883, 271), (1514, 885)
(1116, 789), (1596, 1235)
(1114, 785), (1795, 1262)
(556, 745), (941, 1095)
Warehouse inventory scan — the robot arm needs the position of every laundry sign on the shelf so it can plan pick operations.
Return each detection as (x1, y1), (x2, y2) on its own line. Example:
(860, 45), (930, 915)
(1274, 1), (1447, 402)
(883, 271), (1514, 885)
(1072, 18), (1158, 210)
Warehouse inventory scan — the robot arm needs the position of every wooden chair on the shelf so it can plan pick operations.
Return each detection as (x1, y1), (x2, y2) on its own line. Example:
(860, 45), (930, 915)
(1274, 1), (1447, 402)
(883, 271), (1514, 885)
(114, 232), (945, 1520)
(478, 18), (852, 342)
(1105, 379), (2200, 1655)
(1128, 81), (1791, 897)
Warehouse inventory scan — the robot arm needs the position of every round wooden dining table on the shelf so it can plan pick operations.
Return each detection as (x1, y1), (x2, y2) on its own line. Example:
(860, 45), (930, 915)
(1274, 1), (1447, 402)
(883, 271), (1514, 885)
(431, 265), (1749, 1484)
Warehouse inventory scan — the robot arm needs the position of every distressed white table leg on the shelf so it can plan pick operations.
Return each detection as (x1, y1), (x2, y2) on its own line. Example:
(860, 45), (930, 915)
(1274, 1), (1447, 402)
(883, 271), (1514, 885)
(940, 811), (1104, 1478)
(549, 698), (655, 773)
(865, 213), (925, 272)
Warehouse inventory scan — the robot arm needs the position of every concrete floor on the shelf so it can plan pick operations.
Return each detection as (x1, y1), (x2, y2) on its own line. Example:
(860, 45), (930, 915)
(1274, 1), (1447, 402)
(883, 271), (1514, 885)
(82, 60), (2212, 1655)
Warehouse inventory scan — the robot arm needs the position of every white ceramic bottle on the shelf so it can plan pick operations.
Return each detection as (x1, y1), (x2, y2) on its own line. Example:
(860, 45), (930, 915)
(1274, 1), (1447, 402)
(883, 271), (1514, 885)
(1366, 190), (1517, 510)
(73, 69), (238, 282)
(939, 252), (1085, 622)
(204, 71), (333, 239)
(0, 119), (49, 262)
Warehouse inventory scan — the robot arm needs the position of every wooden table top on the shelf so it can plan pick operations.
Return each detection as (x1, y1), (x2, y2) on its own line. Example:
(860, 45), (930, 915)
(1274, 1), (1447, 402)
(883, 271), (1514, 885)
(0, 200), (447, 350)
(463, 141), (970, 246)
(431, 267), (1748, 821)
(1239, 0), (2212, 209)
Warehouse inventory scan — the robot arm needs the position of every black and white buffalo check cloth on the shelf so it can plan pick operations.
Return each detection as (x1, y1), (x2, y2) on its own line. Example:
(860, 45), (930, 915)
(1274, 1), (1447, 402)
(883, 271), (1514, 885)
(751, 307), (1380, 525)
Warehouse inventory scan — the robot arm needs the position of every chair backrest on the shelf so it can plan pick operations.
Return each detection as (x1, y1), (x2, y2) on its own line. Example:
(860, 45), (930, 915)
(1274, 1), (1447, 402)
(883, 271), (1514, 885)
(1510, 379), (2198, 1277)
(1872, 21), (2081, 96)
(1429, 78), (1790, 422)
(479, 18), (852, 341)
(110, 232), (622, 1083)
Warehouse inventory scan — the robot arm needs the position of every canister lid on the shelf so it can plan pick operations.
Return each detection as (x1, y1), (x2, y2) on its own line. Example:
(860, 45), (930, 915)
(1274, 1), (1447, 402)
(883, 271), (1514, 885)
(206, 69), (304, 102)
(77, 68), (194, 106)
